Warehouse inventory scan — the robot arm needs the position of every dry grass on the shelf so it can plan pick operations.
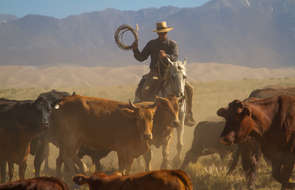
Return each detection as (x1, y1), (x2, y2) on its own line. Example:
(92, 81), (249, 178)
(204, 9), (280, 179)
(1, 77), (295, 189)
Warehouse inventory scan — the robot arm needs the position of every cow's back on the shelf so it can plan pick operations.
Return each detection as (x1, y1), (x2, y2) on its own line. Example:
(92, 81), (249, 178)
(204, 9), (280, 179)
(193, 121), (233, 153)
(0, 177), (69, 190)
(52, 95), (144, 151)
(249, 87), (295, 98)
(123, 170), (192, 190)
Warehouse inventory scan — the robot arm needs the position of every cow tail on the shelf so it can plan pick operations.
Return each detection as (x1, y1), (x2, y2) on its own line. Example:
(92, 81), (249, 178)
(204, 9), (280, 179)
(171, 170), (193, 190)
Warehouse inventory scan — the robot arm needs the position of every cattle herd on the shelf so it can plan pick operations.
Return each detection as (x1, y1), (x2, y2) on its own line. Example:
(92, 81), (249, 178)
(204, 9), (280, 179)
(0, 87), (295, 190)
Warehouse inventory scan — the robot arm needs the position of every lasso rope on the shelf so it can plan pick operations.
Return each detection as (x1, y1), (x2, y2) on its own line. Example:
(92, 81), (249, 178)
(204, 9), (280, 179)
(114, 24), (138, 50)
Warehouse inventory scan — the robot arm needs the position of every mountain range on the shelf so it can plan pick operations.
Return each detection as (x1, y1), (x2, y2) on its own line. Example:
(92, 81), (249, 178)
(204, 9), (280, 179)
(0, 0), (294, 67)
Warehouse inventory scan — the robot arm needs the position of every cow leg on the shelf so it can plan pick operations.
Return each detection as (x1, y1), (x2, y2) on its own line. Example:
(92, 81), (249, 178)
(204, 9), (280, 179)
(62, 154), (76, 184)
(92, 150), (110, 171)
(124, 157), (134, 175)
(181, 147), (202, 169)
(118, 151), (127, 174)
(117, 151), (134, 175)
(143, 149), (152, 171)
(241, 152), (258, 190)
(18, 161), (27, 180)
(43, 144), (50, 174)
(34, 157), (42, 177)
(8, 162), (14, 181)
(0, 161), (7, 183)
(34, 151), (45, 177)
(271, 161), (295, 190)
(280, 161), (295, 190)
(227, 148), (241, 175)
(34, 140), (49, 177)
(56, 151), (63, 177)
(73, 156), (85, 173)
(93, 157), (103, 171)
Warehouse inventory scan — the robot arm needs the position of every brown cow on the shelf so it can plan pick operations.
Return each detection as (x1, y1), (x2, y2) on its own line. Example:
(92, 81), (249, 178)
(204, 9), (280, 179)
(0, 176), (69, 190)
(141, 96), (182, 170)
(73, 169), (193, 190)
(51, 94), (161, 181)
(217, 95), (295, 190)
(0, 97), (52, 183)
(181, 121), (236, 169)
(226, 86), (295, 189)
(54, 96), (181, 174)
(249, 87), (295, 98)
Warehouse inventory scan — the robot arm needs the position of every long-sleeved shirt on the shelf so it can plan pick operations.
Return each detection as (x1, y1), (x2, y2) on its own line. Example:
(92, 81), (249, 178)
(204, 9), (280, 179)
(133, 38), (178, 74)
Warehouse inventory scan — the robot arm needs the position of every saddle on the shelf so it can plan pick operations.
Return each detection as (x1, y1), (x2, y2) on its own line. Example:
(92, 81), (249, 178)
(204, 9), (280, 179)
(137, 59), (174, 102)
(139, 74), (165, 102)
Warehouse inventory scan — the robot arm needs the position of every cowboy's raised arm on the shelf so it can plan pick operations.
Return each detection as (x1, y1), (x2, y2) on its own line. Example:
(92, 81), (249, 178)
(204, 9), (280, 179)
(167, 40), (178, 62)
(132, 41), (152, 62)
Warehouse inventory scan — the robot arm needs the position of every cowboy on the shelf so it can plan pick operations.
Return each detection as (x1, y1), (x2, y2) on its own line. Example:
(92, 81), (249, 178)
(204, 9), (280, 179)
(132, 21), (196, 126)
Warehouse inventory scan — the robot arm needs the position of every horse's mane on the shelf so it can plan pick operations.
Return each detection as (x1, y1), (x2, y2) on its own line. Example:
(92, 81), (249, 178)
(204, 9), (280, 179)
(174, 61), (186, 76)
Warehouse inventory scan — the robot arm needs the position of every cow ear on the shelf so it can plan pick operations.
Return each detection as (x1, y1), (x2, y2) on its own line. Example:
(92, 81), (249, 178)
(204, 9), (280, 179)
(120, 108), (136, 118)
(34, 96), (45, 105)
(217, 108), (228, 118)
(243, 107), (251, 116)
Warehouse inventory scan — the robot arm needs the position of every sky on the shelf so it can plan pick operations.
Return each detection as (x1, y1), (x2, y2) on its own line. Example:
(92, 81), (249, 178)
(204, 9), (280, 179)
(0, 0), (210, 18)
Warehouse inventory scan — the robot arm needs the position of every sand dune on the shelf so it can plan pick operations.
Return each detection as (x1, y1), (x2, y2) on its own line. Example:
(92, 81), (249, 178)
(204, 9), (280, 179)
(0, 63), (294, 89)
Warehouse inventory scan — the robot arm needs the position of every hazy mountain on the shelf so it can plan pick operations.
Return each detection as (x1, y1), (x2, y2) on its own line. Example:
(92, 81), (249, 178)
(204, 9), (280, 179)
(0, 0), (294, 67)
(0, 14), (17, 24)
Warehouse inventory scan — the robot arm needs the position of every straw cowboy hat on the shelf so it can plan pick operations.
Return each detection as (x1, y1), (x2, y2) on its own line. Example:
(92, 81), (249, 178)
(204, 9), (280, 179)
(153, 21), (174, 33)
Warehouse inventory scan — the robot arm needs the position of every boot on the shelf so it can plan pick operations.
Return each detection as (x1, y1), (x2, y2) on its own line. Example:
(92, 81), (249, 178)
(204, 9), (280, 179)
(185, 112), (196, 127)
(184, 81), (196, 127)
(134, 76), (146, 103)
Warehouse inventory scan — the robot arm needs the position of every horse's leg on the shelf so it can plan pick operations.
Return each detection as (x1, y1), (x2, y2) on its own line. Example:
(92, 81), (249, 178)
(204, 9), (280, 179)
(173, 110), (185, 168)
(161, 139), (171, 169)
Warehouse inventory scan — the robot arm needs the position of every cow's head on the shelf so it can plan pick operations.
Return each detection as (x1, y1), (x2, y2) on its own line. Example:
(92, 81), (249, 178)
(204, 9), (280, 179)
(30, 96), (53, 130)
(120, 100), (157, 142)
(217, 100), (262, 145)
(38, 89), (71, 108)
(152, 96), (181, 146)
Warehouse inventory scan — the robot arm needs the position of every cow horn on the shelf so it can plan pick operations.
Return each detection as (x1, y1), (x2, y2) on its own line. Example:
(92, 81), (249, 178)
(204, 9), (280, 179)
(155, 96), (167, 103)
(217, 108), (228, 118)
(129, 100), (138, 110)
(230, 100), (243, 108)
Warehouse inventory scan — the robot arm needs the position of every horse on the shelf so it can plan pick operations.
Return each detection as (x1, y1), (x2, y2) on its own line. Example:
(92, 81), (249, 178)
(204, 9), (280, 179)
(139, 58), (187, 169)
(158, 58), (187, 167)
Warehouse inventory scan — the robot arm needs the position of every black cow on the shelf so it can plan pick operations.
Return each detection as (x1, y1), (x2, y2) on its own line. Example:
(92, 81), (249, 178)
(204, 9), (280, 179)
(0, 96), (52, 182)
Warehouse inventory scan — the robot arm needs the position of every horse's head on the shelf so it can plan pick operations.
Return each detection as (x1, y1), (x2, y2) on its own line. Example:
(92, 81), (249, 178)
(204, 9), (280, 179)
(166, 59), (186, 98)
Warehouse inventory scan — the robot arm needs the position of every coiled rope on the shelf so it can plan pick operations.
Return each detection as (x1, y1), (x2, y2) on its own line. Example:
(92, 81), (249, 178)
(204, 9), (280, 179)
(114, 24), (138, 50)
